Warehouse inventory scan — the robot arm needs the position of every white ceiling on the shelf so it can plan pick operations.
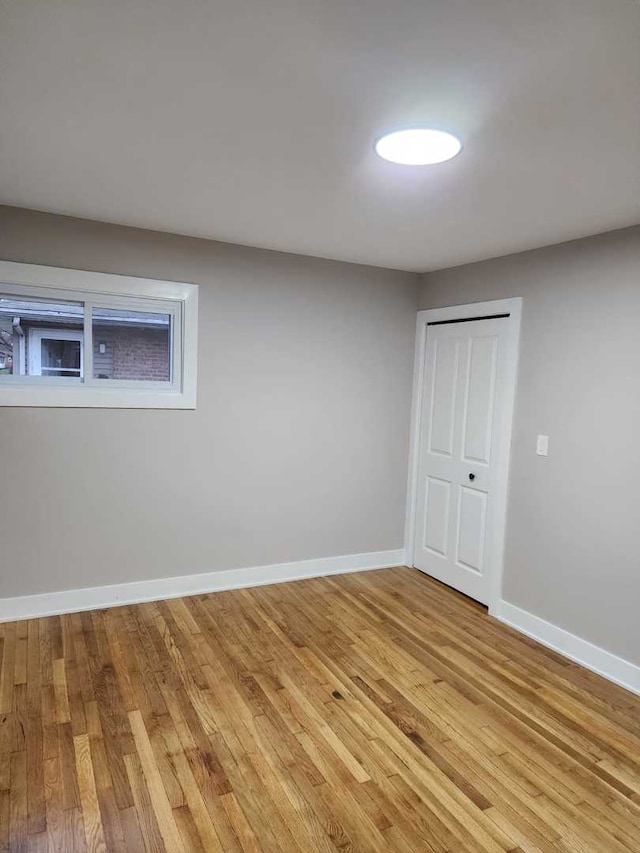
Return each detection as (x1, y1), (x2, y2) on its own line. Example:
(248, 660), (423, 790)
(1, 1), (639, 272)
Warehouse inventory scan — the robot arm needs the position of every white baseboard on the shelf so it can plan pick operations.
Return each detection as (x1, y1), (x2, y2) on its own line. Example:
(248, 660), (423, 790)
(492, 600), (640, 697)
(0, 549), (406, 623)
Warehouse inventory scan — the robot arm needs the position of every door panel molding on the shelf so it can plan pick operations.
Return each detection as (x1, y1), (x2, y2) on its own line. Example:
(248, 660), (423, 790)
(404, 298), (522, 611)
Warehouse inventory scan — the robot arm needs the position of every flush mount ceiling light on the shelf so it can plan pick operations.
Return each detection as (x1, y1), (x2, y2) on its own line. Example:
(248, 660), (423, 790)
(374, 128), (462, 165)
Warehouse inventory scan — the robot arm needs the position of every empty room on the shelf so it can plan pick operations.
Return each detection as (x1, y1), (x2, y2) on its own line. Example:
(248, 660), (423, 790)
(0, 1), (639, 851)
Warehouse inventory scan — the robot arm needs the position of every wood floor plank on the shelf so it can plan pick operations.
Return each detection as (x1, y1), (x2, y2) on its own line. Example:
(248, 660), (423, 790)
(128, 709), (186, 853)
(123, 751), (166, 853)
(51, 659), (71, 726)
(0, 567), (639, 851)
(0, 623), (16, 716)
(9, 750), (27, 853)
(73, 732), (107, 853)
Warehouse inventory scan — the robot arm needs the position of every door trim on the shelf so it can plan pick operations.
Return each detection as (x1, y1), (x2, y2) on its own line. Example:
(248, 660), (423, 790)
(404, 298), (522, 613)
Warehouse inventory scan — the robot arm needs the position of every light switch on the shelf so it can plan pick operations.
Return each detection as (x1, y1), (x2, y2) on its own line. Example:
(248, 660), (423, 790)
(99, 343), (106, 354)
(536, 434), (549, 456)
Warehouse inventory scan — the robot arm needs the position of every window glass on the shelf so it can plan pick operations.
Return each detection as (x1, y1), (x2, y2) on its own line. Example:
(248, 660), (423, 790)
(39, 336), (82, 377)
(92, 307), (171, 381)
(0, 296), (84, 377)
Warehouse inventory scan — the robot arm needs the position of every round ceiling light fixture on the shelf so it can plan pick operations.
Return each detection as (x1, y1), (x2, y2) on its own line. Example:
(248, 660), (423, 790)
(374, 128), (462, 166)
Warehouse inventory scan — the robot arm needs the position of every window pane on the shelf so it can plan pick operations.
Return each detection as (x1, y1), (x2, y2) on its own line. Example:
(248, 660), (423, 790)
(0, 296), (84, 377)
(40, 338), (82, 376)
(92, 307), (171, 381)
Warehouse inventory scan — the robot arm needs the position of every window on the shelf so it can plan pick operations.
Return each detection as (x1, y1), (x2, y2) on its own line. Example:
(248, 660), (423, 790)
(91, 307), (171, 381)
(0, 261), (198, 408)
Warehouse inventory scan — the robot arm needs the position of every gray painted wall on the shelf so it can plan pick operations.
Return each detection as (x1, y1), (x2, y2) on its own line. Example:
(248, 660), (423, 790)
(3, 204), (638, 670)
(419, 225), (640, 665)
(0, 206), (418, 597)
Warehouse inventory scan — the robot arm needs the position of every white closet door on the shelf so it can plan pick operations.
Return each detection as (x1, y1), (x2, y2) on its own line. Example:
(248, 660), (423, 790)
(413, 317), (509, 604)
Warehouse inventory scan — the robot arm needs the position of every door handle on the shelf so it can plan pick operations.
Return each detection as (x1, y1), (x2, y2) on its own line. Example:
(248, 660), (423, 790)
(468, 473), (476, 481)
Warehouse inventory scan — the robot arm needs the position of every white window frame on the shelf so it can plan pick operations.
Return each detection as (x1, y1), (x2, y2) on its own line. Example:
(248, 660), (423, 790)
(0, 261), (198, 408)
(29, 328), (85, 378)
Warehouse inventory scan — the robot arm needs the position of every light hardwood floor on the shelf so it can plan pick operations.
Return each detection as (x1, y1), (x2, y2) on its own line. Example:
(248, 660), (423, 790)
(1, 566), (639, 852)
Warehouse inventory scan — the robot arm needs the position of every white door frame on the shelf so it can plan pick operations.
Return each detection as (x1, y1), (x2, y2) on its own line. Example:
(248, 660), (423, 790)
(404, 298), (522, 613)
(28, 327), (85, 377)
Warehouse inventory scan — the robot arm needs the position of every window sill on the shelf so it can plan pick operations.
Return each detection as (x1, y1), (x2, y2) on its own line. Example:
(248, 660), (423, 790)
(0, 384), (196, 409)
